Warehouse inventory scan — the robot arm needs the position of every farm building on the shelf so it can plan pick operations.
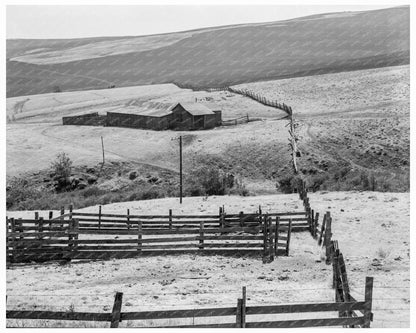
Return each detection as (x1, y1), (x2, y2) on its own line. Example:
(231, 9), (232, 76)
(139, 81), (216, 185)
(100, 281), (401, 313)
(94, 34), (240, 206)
(105, 102), (222, 131)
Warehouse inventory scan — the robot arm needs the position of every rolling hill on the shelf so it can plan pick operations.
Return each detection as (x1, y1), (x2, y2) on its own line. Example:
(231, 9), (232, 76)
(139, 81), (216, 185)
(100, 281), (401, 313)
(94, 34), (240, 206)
(6, 6), (409, 97)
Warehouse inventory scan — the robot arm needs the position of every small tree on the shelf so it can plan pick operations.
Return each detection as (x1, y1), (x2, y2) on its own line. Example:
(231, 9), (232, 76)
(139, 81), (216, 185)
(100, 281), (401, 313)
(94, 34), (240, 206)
(51, 152), (73, 180)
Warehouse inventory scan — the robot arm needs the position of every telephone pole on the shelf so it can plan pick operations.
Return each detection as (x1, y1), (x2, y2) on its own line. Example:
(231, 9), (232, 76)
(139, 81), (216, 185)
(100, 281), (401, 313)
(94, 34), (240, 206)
(179, 135), (183, 204)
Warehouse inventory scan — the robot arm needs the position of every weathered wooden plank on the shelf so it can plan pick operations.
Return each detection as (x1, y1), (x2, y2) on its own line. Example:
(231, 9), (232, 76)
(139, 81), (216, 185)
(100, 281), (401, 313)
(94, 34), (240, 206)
(246, 302), (367, 315)
(245, 317), (366, 328)
(159, 323), (236, 328)
(122, 307), (236, 321)
(6, 310), (111, 321)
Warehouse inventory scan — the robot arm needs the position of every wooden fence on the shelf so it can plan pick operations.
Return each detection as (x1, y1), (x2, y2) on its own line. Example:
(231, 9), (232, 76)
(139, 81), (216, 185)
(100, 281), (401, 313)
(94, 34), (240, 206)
(6, 280), (373, 328)
(6, 211), (295, 263)
(227, 87), (292, 115)
(297, 181), (374, 328)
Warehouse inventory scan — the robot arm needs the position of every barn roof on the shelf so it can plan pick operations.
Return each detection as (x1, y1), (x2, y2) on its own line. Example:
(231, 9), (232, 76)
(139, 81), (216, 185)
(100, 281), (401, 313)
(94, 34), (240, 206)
(110, 102), (176, 117)
(177, 102), (215, 116)
(108, 101), (219, 118)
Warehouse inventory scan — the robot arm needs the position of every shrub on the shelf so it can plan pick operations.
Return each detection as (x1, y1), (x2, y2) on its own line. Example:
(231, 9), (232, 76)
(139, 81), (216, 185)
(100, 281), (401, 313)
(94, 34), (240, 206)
(276, 174), (303, 194)
(51, 152), (73, 180)
(188, 166), (232, 196)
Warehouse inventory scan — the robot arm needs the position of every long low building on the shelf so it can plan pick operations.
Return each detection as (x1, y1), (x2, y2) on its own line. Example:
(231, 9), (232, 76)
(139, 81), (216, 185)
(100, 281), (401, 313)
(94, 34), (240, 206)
(63, 102), (222, 131)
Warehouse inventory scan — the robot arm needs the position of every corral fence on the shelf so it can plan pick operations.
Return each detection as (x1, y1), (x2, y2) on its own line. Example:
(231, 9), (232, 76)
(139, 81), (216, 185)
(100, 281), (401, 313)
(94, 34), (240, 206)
(227, 87), (292, 115)
(6, 205), (312, 264)
(297, 180), (374, 328)
(6, 280), (373, 328)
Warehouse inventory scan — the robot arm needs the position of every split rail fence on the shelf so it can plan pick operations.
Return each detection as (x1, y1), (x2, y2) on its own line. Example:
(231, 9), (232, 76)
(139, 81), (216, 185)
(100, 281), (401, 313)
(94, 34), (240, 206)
(6, 206), (309, 264)
(7, 281), (373, 328)
(297, 181), (374, 328)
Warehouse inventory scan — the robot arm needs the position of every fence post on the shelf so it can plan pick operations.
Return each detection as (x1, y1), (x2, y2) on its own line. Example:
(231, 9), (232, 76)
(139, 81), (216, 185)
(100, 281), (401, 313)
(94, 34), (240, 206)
(199, 221), (204, 250)
(314, 212), (319, 239)
(236, 298), (243, 328)
(34, 211), (39, 220)
(269, 217), (274, 261)
(67, 219), (74, 259)
(9, 218), (16, 263)
(169, 209), (173, 230)
(48, 211), (53, 238)
(220, 212), (225, 230)
(286, 218), (292, 256)
(69, 204), (73, 220)
(38, 217), (44, 242)
(262, 214), (268, 262)
(110, 292), (123, 328)
(363, 277), (374, 328)
(325, 212), (332, 264)
(137, 221), (142, 252)
(332, 247), (338, 289)
(60, 206), (65, 228)
(73, 219), (79, 258)
(274, 217), (280, 256)
(310, 209), (314, 235)
(239, 211), (244, 227)
(241, 286), (246, 328)
(318, 213), (327, 246)
(127, 209), (130, 230)
(98, 205), (102, 230)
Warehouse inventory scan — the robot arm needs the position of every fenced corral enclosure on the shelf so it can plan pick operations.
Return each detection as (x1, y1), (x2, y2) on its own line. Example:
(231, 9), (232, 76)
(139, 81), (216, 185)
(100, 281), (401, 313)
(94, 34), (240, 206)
(6, 280), (374, 328)
(6, 206), (311, 264)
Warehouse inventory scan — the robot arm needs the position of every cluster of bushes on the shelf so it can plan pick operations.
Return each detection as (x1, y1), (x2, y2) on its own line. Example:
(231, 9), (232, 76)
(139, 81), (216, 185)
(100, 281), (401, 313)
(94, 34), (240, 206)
(185, 166), (249, 197)
(276, 167), (409, 193)
(7, 153), (250, 211)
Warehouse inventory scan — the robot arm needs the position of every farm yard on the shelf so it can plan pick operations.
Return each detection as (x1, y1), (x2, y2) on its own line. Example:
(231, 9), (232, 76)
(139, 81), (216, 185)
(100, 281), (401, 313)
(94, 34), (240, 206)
(5, 4), (410, 329)
(6, 65), (410, 196)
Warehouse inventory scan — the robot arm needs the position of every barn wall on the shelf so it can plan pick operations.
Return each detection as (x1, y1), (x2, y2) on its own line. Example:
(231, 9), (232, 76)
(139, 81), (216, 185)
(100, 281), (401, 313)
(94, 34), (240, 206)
(213, 111), (222, 126)
(204, 114), (218, 129)
(62, 113), (107, 126)
(170, 105), (194, 130)
(106, 112), (169, 130)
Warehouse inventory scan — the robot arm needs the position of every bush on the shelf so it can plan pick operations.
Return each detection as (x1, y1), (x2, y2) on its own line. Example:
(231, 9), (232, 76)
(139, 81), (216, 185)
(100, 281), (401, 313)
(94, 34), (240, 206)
(187, 166), (236, 196)
(276, 174), (303, 194)
(51, 152), (73, 180)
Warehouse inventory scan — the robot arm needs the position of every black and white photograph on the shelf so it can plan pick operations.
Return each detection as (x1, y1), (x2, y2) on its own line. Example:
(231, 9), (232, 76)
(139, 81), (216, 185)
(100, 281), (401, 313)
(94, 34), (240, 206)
(2, 0), (413, 330)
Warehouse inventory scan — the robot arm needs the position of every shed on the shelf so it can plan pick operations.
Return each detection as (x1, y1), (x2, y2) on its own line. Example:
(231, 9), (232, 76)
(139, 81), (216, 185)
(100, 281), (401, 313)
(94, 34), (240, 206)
(98, 101), (222, 131)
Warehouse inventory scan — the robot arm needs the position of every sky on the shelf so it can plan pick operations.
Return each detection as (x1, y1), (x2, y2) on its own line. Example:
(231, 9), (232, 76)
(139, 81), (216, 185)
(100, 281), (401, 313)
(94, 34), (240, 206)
(6, 4), (401, 39)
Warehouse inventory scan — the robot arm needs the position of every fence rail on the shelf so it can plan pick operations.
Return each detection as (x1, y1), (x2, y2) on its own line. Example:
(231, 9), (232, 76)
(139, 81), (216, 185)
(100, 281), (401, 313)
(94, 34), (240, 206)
(6, 282), (373, 328)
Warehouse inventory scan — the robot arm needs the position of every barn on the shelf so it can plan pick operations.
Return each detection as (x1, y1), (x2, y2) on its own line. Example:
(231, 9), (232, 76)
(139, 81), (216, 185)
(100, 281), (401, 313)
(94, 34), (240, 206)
(106, 102), (222, 131)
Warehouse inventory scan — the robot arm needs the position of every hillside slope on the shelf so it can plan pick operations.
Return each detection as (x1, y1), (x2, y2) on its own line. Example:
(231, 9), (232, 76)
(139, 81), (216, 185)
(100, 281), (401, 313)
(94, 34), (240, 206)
(6, 6), (409, 97)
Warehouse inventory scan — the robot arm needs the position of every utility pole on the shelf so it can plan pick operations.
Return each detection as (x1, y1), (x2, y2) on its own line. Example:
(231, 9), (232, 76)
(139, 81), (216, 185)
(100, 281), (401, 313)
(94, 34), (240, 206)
(101, 136), (105, 165)
(179, 135), (183, 204)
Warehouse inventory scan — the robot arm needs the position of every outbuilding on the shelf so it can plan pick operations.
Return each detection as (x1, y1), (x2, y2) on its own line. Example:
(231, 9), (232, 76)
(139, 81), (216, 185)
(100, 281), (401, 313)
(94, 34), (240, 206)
(105, 102), (222, 131)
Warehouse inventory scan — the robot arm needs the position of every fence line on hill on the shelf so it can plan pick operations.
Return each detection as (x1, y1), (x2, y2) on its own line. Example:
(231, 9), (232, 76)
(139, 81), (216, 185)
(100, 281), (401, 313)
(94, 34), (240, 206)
(6, 282), (373, 328)
(297, 180), (376, 328)
(227, 87), (292, 116)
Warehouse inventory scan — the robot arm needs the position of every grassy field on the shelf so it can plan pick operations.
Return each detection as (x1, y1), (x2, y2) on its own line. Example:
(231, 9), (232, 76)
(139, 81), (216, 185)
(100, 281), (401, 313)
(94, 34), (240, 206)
(6, 6), (409, 97)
